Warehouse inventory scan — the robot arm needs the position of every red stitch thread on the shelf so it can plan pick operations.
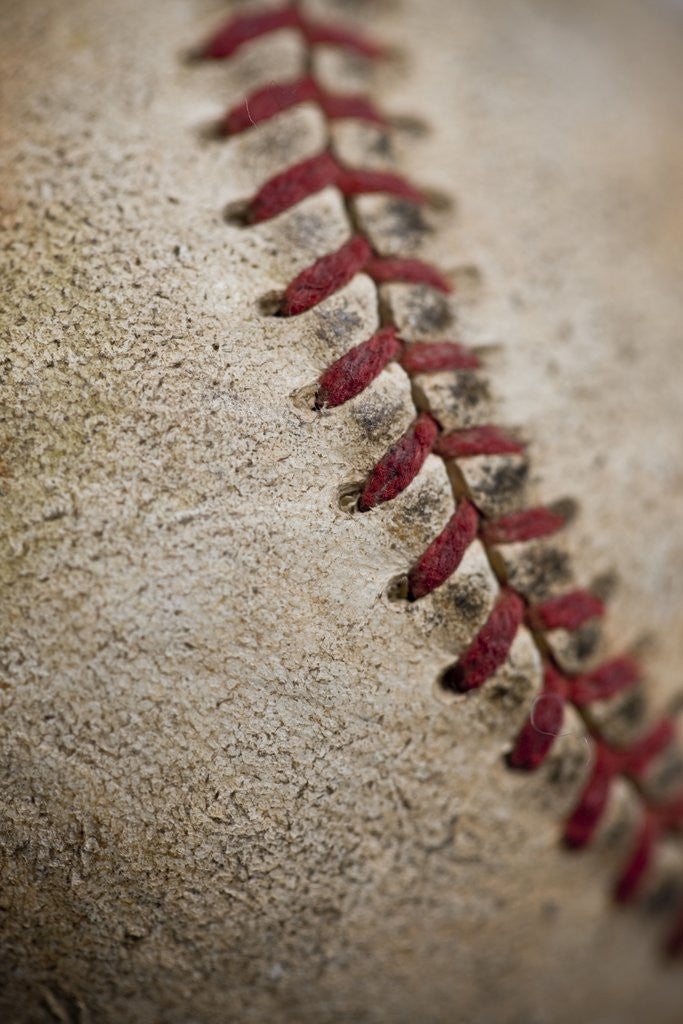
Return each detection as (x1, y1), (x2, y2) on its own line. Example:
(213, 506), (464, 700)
(614, 793), (683, 904)
(531, 590), (605, 632)
(223, 76), (318, 133)
(247, 152), (422, 223)
(667, 909), (683, 957)
(196, 2), (683, 959)
(280, 235), (371, 316)
(617, 719), (675, 778)
(336, 165), (423, 204)
(365, 256), (452, 293)
(319, 91), (386, 125)
(202, 4), (298, 58)
(222, 76), (385, 134)
(302, 19), (384, 59)
(614, 814), (660, 902)
(399, 341), (480, 374)
(564, 743), (614, 848)
(509, 659), (643, 771)
(407, 499), (479, 600)
(569, 655), (639, 704)
(441, 588), (525, 692)
(202, 4), (382, 60)
(508, 664), (568, 769)
(565, 721), (674, 848)
(357, 413), (438, 511)
(317, 327), (401, 408)
(279, 237), (452, 314)
(480, 506), (567, 545)
(434, 425), (524, 458)
(248, 151), (338, 222)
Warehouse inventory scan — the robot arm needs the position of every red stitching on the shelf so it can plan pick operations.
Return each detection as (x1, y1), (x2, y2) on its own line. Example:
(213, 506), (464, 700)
(317, 326), (401, 408)
(530, 589), (605, 631)
(364, 256), (452, 292)
(480, 506), (568, 545)
(569, 656), (640, 704)
(337, 165), (423, 204)
(279, 235), (451, 314)
(565, 721), (674, 848)
(507, 665), (568, 770)
(441, 588), (525, 693)
(280, 235), (371, 316)
(246, 151), (422, 223)
(202, 4), (383, 60)
(433, 425), (523, 458)
(615, 813), (661, 903)
(202, 4), (299, 58)
(407, 499), (479, 600)
(668, 911), (683, 957)
(357, 412), (438, 511)
(196, 1), (683, 957)
(302, 19), (384, 59)
(222, 76), (386, 134)
(399, 341), (480, 373)
(509, 659), (646, 774)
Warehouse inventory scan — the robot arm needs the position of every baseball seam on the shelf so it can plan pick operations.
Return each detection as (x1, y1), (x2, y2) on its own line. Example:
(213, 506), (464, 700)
(196, 0), (683, 956)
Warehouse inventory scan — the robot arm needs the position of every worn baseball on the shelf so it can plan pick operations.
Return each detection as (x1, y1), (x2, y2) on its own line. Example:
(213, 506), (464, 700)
(2, 0), (683, 1021)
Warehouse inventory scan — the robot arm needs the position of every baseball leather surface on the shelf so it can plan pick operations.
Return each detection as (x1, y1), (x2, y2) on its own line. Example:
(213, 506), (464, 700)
(2, 0), (683, 1021)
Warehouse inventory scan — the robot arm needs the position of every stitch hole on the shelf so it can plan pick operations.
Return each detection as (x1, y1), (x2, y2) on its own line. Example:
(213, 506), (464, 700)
(290, 382), (320, 419)
(438, 663), (467, 694)
(591, 570), (619, 602)
(223, 199), (251, 226)
(422, 188), (455, 213)
(431, 672), (466, 706)
(192, 120), (226, 143)
(549, 496), (579, 525)
(258, 291), (283, 316)
(383, 573), (410, 603)
(390, 113), (430, 137)
(337, 481), (363, 513)
(449, 264), (483, 299)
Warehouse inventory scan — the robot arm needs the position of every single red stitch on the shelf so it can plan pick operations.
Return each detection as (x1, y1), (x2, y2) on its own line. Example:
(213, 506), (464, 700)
(365, 257), (452, 293)
(434, 425), (524, 458)
(317, 327), (401, 408)
(222, 76), (386, 135)
(222, 76), (319, 134)
(564, 721), (675, 849)
(616, 800), (683, 904)
(480, 506), (567, 545)
(407, 499), (479, 600)
(280, 235), (371, 316)
(399, 341), (480, 374)
(302, 19), (384, 59)
(335, 166), (423, 204)
(666, 902), (683, 957)
(531, 590), (605, 632)
(621, 719), (675, 778)
(247, 152), (423, 222)
(568, 655), (640, 704)
(248, 152), (339, 222)
(508, 663), (569, 770)
(660, 794), (683, 831)
(357, 412), (438, 511)
(202, 4), (299, 59)
(318, 91), (386, 125)
(202, 4), (383, 60)
(441, 588), (525, 693)
(614, 813), (659, 903)
(564, 743), (616, 848)
(614, 790), (683, 903)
